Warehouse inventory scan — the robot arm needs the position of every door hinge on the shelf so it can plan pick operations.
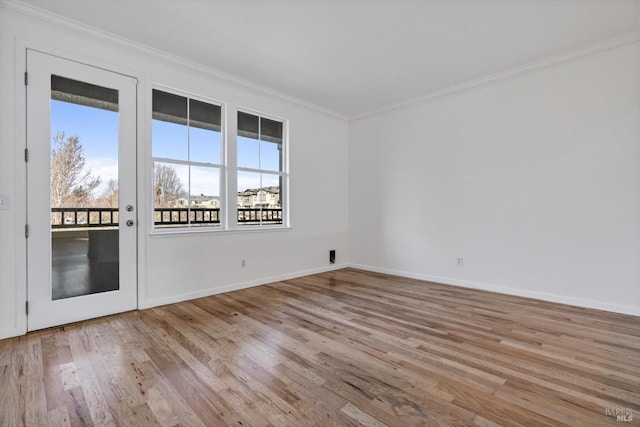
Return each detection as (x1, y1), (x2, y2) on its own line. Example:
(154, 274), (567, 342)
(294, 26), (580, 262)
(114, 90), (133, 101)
(24, 71), (28, 86)
(25, 224), (29, 238)
(25, 301), (29, 315)
(24, 148), (28, 162)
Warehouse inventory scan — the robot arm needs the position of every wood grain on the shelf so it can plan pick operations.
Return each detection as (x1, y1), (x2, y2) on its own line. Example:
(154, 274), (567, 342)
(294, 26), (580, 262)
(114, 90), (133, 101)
(0, 268), (638, 426)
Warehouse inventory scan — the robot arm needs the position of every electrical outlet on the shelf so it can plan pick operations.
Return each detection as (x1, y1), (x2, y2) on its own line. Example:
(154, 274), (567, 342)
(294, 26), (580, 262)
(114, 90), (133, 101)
(456, 257), (463, 267)
(241, 259), (246, 268)
(329, 249), (336, 264)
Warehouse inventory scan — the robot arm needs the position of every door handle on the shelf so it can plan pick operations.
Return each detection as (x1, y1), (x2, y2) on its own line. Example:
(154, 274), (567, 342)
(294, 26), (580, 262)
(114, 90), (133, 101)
(126, 220), (134, 227)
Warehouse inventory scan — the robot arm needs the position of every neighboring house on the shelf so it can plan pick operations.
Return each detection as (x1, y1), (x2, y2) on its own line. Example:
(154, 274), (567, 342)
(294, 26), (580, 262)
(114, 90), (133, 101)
(237, 190), (253, 208)
(174, 196), (220, 208)
(171, 190), (281, 210)
(237, 187), (280, 208)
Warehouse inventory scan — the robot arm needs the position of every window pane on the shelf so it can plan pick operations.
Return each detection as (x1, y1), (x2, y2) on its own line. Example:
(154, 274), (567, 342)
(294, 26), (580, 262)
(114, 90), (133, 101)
(238, 111), (259, 139)
(152, 119), (188, 161)
(260, 117), (282, 143)
(236, 172), (283, 226)
(190, 166), (219, 198)
(261, 173), (282, 205)
(238, 111), (259, 169)
(152, 90), (188, 161)
(237, 171), (261, 225)
(153, 90), (187, 123)
(154, 162), (189, 227)
(189, 98), (221, 131)
(52, 75), (118, 111)
(189, 98), (221, 165)
(261, 173), (282, 225)
(260, 139), (282, 172)
(190, 126), (221, 165)
(238, 135), (259, 169)
(189, 166), (220, 227)
(237, 171), (261, 202)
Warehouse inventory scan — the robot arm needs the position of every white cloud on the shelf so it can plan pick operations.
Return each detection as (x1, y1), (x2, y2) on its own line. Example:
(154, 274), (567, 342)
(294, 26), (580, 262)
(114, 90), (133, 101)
(237, 172), (261, 192)
(86, 157), (118, 194)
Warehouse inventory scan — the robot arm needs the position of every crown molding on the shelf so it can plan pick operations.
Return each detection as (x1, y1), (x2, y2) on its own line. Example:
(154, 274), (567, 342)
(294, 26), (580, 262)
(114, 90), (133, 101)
(351, 31), (640, 122)
(2, 0), (638, 123)
(0, 0), (349, 121)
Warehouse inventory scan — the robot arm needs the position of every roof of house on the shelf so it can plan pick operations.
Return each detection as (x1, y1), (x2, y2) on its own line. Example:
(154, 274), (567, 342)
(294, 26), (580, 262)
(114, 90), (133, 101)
(238, 187), (280, 196)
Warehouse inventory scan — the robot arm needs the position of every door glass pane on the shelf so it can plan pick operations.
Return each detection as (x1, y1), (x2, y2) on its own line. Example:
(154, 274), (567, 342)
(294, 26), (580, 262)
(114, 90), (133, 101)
(50, 75), (120, 300)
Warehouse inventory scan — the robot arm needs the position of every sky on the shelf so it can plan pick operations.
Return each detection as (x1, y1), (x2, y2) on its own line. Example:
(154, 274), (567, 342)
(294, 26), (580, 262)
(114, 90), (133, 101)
(51, 100), (119, 194)
(50, 99), (281, 199)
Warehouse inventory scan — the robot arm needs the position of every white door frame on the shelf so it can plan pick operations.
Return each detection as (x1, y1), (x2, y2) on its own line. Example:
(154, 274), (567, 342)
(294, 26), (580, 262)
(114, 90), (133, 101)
(26, 49), (139, 331)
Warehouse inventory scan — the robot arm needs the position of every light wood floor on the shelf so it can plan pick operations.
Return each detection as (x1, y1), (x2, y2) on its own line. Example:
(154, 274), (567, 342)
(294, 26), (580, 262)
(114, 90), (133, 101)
(1, 268), (639, 426)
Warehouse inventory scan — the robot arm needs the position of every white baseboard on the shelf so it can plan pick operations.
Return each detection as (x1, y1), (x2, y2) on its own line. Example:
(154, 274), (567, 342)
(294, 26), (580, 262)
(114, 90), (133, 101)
(140, 263), (349, 310)
(4, 262), (634, 342)
(350, 263), (640, 317)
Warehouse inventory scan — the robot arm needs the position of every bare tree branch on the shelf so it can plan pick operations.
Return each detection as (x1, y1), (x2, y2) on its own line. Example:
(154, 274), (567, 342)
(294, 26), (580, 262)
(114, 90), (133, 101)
(154, 163), (186, 207)
(50, 131), (101, 207)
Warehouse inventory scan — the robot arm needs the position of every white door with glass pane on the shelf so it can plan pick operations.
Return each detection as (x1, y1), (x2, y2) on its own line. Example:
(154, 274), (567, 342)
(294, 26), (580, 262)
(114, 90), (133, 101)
(26, 50), (137, 331)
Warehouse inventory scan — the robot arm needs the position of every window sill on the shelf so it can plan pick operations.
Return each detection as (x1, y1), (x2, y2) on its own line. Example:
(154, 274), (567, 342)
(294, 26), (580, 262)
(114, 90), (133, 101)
(149, 225), (292, 238)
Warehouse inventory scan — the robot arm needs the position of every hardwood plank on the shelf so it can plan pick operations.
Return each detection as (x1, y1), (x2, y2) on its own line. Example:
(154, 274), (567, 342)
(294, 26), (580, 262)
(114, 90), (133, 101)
(23, 337), (47, 427)
(1, 338), (26, 426)
(48, 406), (71, 427)
(63, 385), (93, 427)
(41, 334), (68, 412)
(340, 402), (388, 427)
(0, 268), (638, 426)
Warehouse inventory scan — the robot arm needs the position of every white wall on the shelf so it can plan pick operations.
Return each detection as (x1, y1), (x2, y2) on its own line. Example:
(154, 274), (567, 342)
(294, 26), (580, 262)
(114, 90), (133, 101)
(0, 5), (349, 339)
(0, 7), (19, 339)
(350, 42), (640, 315)
(1, 3), (638, 341)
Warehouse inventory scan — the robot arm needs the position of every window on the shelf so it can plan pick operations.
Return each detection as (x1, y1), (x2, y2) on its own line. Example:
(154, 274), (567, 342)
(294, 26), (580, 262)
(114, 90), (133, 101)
(152, 89), (223, 229)
(237, 111), (287, 226)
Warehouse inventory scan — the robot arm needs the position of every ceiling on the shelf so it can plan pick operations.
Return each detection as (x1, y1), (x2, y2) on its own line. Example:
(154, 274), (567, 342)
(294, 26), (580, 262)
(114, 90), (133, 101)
(17, 0), (640, 119)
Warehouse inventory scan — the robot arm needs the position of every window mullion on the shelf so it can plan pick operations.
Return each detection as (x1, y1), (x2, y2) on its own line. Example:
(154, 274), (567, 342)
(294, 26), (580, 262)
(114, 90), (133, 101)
(237, 166), (283, 175)
(226, 103), (238, 230)
(152, 157), (223, 169)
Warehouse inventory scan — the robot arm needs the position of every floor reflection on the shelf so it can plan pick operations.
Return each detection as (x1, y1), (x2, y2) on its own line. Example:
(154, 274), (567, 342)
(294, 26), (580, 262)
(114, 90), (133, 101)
(52, 231), (119, 300)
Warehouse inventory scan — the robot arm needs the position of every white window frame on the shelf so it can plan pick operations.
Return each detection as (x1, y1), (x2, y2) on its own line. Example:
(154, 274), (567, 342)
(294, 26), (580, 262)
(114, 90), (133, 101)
(236, 108), (289, 229)
(151, 86), (226, 233)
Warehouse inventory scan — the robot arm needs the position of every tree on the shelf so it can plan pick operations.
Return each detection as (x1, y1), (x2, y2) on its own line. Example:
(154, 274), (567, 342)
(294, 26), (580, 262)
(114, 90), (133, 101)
(50, 132), (101, 207)
(97, 179), (119, 208)
(154, 163), (186, 207)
